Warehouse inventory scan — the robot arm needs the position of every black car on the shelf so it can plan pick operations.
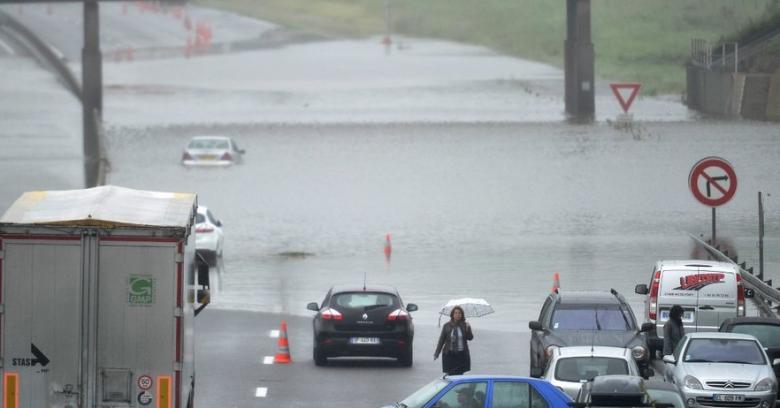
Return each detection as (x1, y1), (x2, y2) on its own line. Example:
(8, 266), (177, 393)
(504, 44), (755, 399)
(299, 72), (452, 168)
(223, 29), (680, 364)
(529, 289), (654, 378)
(307, 285), (417, 366)
(574, 375), (679, 408)
(719, 316), (780, 398)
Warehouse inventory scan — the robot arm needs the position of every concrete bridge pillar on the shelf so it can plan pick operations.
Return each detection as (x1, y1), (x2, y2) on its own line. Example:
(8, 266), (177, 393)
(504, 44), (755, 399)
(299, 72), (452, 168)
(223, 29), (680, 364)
(564, 0), (594, 121)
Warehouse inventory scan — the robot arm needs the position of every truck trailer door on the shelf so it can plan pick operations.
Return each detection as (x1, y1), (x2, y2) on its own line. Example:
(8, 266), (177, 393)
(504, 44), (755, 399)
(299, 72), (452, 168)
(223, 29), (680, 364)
(2, 238), (83, 407)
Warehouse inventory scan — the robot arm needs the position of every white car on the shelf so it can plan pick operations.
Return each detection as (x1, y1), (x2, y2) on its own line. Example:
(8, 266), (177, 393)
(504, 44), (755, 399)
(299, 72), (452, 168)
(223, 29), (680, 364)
(181, 136), (245, 166)
(664, 332), (778, 408)
(195, 206), (224, 266)
(543, 346), (642, 399)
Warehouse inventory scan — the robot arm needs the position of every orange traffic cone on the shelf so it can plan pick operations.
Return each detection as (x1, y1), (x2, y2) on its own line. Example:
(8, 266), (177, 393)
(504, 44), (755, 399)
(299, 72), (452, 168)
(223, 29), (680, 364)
(552, 272), (560, 293)
(273, 320), (292, 364)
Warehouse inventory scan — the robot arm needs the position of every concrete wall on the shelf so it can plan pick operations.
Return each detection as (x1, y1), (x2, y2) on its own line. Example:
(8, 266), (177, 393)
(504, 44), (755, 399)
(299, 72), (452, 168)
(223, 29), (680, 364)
(687, 65), (777, 121)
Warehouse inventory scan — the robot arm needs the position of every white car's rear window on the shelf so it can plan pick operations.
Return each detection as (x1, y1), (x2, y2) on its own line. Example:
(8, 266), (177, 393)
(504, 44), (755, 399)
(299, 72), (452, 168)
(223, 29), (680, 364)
(189, 139), (229, 149)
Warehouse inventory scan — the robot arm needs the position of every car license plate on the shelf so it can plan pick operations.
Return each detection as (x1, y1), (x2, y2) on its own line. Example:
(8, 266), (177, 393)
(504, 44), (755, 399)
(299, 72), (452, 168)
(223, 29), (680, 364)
(660, 310), (695, 322)
(713, 394), (744, 402)
(199, 155), (216, 160)
(349, 337), (380, 345)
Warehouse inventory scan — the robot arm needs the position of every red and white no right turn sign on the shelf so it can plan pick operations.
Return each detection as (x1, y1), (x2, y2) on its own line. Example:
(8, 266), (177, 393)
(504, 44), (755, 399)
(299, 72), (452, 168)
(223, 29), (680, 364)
(689, 157), (737, 207)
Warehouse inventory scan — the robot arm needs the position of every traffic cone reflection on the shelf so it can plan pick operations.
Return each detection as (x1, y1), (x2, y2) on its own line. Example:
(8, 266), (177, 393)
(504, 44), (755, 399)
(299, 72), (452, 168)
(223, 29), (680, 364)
(384, 234), (392, 263)
(552, 272), (560, 293)
(273, 320), (292, 364)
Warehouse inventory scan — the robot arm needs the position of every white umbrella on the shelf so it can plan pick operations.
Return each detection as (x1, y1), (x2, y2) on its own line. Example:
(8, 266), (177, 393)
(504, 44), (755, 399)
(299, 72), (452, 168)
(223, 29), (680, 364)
(438, 298), (494, 326)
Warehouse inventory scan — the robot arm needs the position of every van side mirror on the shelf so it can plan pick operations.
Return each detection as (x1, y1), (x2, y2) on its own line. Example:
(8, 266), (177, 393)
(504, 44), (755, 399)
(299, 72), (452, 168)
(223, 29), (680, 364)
(641, 322), (655, 333)
(662, 354), (676, 365)
(744, 288), (755, 299)
(773, 358), (780, 366)
(635, 284), (649, 295)
(306, 302), (319, 311)
(406, 303), (418, 312)
(529, 321), (544, 331)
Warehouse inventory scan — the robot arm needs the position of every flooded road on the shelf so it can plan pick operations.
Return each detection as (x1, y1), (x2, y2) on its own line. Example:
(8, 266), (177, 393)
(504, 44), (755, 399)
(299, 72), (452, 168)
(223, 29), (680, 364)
(2, 4), (778, 333)
(106, 120), (780, 332)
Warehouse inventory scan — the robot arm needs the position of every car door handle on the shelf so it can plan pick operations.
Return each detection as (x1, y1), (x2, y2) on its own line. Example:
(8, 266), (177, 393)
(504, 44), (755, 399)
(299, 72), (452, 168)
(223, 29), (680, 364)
(699, 305), (714, 310)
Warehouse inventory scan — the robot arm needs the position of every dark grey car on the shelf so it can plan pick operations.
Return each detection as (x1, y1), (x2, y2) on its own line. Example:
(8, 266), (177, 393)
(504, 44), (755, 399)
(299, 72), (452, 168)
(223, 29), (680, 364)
(307, 285), (417, 367)
(529, 289), (654, 378)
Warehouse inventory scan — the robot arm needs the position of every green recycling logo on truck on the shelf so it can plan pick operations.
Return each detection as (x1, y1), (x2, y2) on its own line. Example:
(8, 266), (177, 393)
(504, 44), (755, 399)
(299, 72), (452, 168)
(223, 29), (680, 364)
(129, 275), (155, 305)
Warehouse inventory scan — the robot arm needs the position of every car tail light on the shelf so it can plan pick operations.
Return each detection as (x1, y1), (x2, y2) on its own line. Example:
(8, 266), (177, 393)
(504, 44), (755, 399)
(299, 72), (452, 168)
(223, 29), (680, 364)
(182, 151), (193, 161)
(649, 270), (661, 321)
(321, 308), (343, 320)
(196, 226), (213, 233)
(737, 274), (745, 316)
(387, 308), (409, 321)
(220, 152), (232, 161)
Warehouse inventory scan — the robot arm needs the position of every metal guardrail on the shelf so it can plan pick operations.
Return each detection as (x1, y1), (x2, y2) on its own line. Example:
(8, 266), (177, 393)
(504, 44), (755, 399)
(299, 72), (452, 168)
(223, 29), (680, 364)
(688, 233), (779, 318)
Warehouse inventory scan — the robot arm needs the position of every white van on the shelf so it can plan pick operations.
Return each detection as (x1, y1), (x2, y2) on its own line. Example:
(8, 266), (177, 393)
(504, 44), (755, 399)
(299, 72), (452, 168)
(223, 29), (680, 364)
(634, 260), (745, 356)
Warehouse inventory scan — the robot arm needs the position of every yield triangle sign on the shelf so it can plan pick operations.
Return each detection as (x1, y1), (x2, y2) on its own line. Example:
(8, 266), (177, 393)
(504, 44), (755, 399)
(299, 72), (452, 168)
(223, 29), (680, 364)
(610, 83), (641, 113)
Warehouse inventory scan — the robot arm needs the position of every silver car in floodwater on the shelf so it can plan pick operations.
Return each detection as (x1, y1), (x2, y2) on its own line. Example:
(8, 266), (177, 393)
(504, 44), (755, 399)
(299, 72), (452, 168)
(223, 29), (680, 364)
(543, 346), (642, 399)
(664, 332), (779, 408)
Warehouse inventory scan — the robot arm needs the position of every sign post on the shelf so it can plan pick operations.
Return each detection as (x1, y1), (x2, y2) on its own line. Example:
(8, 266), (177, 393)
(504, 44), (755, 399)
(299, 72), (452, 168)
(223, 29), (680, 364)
(689, 157), (738, 246)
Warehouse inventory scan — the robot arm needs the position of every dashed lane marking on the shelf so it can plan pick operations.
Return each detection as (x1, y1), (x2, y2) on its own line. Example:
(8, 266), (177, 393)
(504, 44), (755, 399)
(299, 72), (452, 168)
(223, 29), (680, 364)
(255, 387), (268, 398)
(269, 330), (279, 338)
(263, 356), (274, 365)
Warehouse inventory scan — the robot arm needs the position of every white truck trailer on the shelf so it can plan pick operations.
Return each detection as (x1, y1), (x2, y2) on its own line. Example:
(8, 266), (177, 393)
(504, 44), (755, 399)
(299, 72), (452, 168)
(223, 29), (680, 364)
(0, 186), (209, 408)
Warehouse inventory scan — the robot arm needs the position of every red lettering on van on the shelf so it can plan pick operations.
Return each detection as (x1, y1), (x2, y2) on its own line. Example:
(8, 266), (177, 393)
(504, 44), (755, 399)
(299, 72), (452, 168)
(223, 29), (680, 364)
(675, 273), (725, 290)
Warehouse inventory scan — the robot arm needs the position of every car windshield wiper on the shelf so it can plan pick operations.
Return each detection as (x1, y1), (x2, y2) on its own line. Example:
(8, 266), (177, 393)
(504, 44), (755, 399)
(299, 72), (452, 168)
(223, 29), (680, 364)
(364, 304), (386, 311)
(718, 360), (758, 365)
(396, 403), (408, 408)
(594, 309), (602, 330)
(685, 358), (714, 363)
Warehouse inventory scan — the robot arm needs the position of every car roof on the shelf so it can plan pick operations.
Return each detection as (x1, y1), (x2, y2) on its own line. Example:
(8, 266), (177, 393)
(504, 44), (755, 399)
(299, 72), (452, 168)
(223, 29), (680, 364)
(445, 374), (548, 382)
(330, 285), (400, 295)
(555, 346), (631, 358)
(589, 375), (644, 394)
(190, 136), (231, 141)
(686, 332), (758, 340)
(656, 259), (738, 272)
(721, 317), (780, 327)
(556, 290), (621, 305)
(643, 381), (680, 392)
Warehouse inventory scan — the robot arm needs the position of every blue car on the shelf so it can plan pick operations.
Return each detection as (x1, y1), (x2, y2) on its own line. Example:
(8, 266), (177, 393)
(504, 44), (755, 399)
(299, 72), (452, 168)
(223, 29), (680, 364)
(382, 375), (573, 408)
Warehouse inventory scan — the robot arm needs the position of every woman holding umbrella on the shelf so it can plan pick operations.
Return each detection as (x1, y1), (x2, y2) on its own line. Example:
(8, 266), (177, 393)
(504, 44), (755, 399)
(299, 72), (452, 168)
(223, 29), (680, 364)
(434, 305), (474, 375)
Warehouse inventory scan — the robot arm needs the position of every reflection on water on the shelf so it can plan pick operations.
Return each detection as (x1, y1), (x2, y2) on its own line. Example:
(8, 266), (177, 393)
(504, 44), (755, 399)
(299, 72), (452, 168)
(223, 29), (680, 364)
(107, 121), (780, 331)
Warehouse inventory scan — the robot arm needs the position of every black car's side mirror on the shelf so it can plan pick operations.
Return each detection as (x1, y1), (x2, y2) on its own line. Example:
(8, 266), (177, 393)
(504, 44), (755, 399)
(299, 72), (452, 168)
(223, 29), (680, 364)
(529, 321), (543, 331)
(306, 302), (319, 311)
(406, 303), (418, 312)
(662, 354), (676, 365)
(642, 367), (655, 379)
(635, 284), (649, 295)
(640, 322), (655, 333)
(530, 367), (544, 378)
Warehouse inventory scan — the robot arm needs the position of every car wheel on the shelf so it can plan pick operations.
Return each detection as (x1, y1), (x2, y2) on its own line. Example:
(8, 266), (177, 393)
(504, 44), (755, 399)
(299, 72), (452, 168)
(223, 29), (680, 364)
(398, 345), (413, 367)
(313, 346), (327, 366)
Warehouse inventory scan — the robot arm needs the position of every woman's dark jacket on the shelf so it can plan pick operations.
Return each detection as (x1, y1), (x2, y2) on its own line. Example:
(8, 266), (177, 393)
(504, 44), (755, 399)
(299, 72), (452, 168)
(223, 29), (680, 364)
(435, 321), (474, 371)
(663, 319), (684, 356)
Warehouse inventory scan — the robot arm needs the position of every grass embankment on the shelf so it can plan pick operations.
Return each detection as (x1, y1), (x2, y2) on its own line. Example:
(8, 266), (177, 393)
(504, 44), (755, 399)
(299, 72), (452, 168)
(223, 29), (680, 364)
(194, 0), (775, 95)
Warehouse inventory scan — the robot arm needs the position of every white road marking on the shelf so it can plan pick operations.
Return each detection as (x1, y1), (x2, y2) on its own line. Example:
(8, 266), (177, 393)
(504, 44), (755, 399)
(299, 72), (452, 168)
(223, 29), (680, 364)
(255, 387), (268, 398)
(269, 329), (279, 338)
(0, 38), (15, 55)
(263, 356), (274, 365)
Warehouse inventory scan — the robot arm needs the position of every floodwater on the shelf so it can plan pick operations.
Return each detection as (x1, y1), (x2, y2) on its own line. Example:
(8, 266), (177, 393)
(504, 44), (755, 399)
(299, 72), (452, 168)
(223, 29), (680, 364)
(2, 4), (778, 333)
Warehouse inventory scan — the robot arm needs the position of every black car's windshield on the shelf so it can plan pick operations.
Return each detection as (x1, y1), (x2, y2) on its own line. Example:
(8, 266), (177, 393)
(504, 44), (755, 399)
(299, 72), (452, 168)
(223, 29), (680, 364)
(729, 324), (780, 348)
(332, 292), (397, 310)
(555, 357), (630, 382)
(398, 379), (449, 408)
(551, 306), (633, 331)
(684, 339), (766, 364)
